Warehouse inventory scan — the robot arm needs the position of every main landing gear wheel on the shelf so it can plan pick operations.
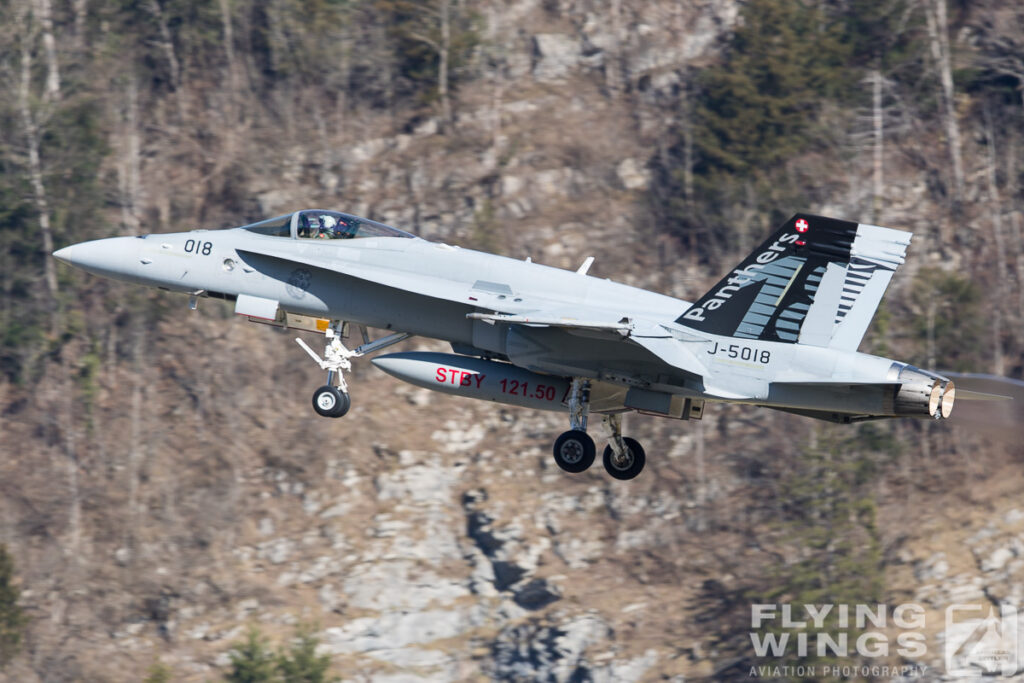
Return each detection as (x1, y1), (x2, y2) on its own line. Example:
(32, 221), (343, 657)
(602, 437), (645, 480)
(312, 385), (350, 418)
(553, 430), (596, 473)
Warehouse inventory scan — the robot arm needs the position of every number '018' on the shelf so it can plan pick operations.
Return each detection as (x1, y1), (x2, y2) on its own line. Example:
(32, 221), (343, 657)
(184, 239), (212, 255)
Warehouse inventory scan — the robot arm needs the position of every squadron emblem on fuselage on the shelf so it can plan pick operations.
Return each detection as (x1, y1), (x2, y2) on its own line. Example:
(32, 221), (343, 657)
(286, 268), (312, 298)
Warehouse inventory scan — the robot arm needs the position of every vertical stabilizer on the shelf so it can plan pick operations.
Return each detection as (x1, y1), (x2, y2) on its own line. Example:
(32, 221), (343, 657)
(677, 214), (911, 350)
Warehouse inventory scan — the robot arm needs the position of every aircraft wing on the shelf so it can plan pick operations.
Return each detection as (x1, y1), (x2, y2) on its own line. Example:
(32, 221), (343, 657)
(236, 244), (669, 337)
(237, 245), (533, 314)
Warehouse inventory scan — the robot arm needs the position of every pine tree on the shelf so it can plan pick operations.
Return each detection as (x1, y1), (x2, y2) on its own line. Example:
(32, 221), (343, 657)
(751, 428), (890, 677)
(658, 0), (852, 265)
(690, 427), (895, 679)
(0, 545), (26, 670)
(909, 268), (983, 371)
(144, 660), (174, 683)
(276, 625), (336, 683)
(224, 627), (278, 683)
(373, 0), (480, 127)
(693, 0), (848, 182)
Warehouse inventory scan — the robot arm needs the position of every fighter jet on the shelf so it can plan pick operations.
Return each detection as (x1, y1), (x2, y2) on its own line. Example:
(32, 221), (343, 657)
(52, 210), (1004, 479)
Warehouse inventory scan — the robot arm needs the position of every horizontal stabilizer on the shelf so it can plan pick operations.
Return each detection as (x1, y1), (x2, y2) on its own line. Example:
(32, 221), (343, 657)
(771, 380), (901, 387)
(766, 407), (889, 424)
(466, 311), (632, 334)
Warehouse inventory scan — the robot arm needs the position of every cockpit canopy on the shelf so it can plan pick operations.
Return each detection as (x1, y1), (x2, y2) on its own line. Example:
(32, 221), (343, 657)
(241, 210), (415, 240)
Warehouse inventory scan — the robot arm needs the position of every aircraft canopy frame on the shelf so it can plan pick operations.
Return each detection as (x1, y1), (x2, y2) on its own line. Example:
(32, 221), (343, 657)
(240, 210), (415, 241)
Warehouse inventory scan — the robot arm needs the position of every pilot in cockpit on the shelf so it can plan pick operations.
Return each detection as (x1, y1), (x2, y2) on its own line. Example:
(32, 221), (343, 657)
(296, 212), (362, 240)
(314, 215), (337, 239)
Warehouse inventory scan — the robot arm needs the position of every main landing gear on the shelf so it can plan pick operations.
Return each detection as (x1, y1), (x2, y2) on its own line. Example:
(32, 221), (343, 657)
(296, 321), (410, 418)
(551, 379), (646, 480)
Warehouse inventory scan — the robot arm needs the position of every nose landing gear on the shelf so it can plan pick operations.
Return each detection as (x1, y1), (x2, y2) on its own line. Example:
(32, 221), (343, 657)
(295, 321), (410, 418)
(551, 379), (646, 479)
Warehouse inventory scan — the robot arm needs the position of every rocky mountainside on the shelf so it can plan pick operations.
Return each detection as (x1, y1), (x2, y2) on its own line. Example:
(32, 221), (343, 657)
(1, 0), (1023, 680)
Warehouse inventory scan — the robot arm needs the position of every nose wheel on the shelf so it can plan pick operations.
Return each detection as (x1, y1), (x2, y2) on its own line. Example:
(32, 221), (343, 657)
(312, 385), (350, 418)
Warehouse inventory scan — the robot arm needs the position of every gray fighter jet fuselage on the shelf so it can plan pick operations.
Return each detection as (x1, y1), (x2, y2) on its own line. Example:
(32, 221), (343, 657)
(53, 209), (965, 479)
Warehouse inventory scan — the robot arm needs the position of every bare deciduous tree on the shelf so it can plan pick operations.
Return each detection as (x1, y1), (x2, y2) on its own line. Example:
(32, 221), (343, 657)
(983, 107), (1007, 373)
(32, 0), (60, 102)
(405, 0), (454, 131)
(116, 77), (143, 236)
(13, 4), (58, 302)
(922, 0), (964, 205)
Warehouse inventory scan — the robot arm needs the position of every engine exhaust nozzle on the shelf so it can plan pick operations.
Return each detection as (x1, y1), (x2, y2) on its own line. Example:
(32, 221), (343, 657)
(941, 380), (955, 419)
(893, 365), (954, 419)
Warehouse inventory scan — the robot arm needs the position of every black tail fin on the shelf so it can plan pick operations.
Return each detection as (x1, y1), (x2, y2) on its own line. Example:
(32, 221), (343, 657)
(676, 214), (910, 347)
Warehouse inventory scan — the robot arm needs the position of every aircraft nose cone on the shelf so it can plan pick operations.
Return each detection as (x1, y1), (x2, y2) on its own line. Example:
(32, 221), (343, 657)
(51, 236), (140, 282)
(52, 245), (74, 265)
